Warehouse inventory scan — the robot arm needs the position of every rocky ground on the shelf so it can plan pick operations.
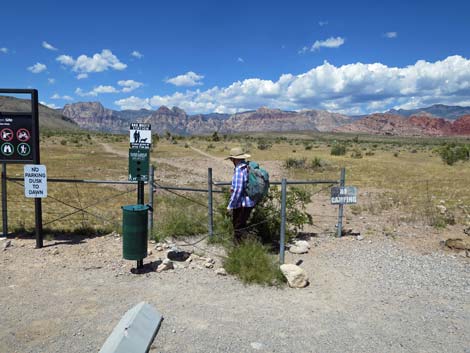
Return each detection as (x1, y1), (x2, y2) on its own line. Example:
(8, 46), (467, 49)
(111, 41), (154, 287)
(0, 228), (469, 353)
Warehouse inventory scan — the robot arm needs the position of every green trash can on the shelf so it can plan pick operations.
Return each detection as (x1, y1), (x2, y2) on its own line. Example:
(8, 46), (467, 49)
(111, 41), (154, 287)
(121, 204), (149, 261)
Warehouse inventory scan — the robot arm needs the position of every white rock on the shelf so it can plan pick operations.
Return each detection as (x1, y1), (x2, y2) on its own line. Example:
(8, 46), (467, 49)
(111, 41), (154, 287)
(204, 262), (214, 269)
(52, 248), (59, 255)
(2, 240), (11, 250)
(155, 246), (163, 251)
(250, 342), (265, 350)
(156, 259), (174, 272)
(357, 235), (364, 241)
(436, 205), (447, 214)
(294, 240), (310, 249)
(215, 268), (227, 276)
(280, 264), (309, 288)
(288, 241), (309, 254)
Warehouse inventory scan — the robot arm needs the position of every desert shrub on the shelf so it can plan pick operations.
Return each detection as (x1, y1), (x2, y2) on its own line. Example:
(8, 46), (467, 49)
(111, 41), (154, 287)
(330, 143), (347, 156)
(438, 143), (470, 165)
(350, 148), (363, 159)
(304, 144), (313, 150)
(284, 157), (306, 169)
(257, 139), (272, 150)
(184, 143), (189, 148)
(223, 238), (284, 285)
(250, 187), (312, 244)
(206, 143), (215, 150)
(393, 152), (399, 157)
(60, 139), (67, 145)
(365, 151), (375, 156)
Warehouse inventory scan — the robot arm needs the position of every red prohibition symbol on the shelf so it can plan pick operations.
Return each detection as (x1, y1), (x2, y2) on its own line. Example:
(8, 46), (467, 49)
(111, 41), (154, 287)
(1, 128), (14, 142)
(16, 128), (31, 142)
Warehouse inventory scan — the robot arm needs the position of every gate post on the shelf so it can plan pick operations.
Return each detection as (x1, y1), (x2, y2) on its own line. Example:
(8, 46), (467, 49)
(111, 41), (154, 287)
(337, 168), (346, 237)
(1, 163), (7, 238)
(279, 178), (287, 264)
(208, 168), (213, 238)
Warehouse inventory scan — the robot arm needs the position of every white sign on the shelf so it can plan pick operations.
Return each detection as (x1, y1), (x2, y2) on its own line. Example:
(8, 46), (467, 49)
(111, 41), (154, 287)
(24, 164), (47, 198)
(331, 186), (357, 204)
(129, 123), (152, 149)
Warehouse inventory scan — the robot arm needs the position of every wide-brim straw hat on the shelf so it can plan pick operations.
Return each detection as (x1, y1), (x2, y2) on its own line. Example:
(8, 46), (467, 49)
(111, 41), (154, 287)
(225, 147), (251, 160)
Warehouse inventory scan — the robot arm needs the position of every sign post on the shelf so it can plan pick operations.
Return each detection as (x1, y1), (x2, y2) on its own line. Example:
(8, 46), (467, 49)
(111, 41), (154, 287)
(128, 123), (151, 269)
(331, 168), (358, 237)
(0, 89), (42, 246)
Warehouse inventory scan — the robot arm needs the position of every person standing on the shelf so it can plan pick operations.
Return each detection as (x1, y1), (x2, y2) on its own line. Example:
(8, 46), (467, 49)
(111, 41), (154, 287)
(226, 147), (256, 243)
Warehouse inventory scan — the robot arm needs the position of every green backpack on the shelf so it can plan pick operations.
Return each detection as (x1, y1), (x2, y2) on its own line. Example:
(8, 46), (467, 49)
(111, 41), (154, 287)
(245, 161), (270, 203)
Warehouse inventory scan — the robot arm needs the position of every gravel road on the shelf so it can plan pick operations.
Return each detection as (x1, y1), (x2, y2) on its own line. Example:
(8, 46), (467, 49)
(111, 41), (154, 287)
(0, 233), (469, 353)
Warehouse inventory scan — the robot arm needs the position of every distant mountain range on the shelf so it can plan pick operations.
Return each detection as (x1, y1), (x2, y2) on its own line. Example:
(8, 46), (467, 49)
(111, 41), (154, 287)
(1, 96), (470, 136)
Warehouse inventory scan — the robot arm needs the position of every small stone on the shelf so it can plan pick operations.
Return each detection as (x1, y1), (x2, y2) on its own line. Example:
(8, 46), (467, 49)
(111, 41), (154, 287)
(52, 248), (59, 255)
(149, 240), (156, 244)
(215, 268), (227, 276)
(250, 342), (265, 350)
(280, 264), (309, 288)
(2, 240), (11, 251)
(155, 246), (163, 251)
(357, 235), (364, 241)
(436, 205), (447, 214)
(204, 262), (214, 269)
(156, 259), (174, 272)
(147, 250), (153, 256)
(289, 245), (309, 254)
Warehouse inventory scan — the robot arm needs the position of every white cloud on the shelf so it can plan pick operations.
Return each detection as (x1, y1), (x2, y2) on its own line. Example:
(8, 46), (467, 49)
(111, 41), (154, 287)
(40, 101), (59, 109)
(237, 57), (245, 63)
(56, 49), (127, 74)
(42, 41), (58, 51)
(27, 62), (47, 74)
(114, 96), (152, 110)
(311, 36), (345, 51)
(114, 55), (470, 115)
(0, 47), (8, 54)
(318, 21), (328, 26)
(166, 71), (204, 86)
(51, 93), (73, 100)
(48, 78), (56, 84)
(118, 80), (143, 92)
(299, 37), (345, 53)
(384, 32), (398, 39)
(131, 50), (143, 59)
(75, 85), (118, 97)
(76, 73), (88, 80)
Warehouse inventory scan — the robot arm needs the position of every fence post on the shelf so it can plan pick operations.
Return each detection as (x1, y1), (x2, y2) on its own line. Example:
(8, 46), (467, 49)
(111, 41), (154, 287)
(1, 163), (7, 238)
(148, 165), (154, 239)
(279, 178), (287, 265)
(337, 167), (346, 237)
(208, 168), (213, 238)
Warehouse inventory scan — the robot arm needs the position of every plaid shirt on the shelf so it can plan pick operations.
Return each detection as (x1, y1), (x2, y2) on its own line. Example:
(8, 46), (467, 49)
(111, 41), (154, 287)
(227, 162), (255, 209)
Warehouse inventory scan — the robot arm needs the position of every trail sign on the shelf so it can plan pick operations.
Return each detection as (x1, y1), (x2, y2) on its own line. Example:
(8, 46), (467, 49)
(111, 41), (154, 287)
(0, 113), (34, 162)
(331, 186), (357, 204)
(24, 164), (47, 198)
(128, 149), (149, 181)
(129, 123), (151, 149)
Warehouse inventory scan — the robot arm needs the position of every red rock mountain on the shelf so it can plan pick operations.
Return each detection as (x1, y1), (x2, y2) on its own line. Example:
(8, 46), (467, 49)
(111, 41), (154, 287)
(335, 113), (470, 136)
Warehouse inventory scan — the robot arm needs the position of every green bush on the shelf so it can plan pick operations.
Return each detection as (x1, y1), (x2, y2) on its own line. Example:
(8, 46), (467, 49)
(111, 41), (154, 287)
(284, 157), (306, 169)
(438, 143), (470, 165)
(330, 143), (347, 156)
(350, 148), (363, 159)
(223, 238), (284, 285)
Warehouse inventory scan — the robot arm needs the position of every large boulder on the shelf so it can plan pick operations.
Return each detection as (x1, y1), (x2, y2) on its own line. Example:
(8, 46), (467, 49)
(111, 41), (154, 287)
(280, 264), (309, 288)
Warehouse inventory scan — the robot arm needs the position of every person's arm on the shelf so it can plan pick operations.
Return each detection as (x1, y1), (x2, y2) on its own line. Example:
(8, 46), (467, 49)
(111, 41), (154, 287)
(227, 167), (243, 209)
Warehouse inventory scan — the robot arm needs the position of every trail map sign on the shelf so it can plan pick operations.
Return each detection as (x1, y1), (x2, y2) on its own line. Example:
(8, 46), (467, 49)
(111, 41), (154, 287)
(129, 123), (151, 149)
(24, 165), (47, 198)
(0, 113), (34, 162)
(331, 186), (357, 204)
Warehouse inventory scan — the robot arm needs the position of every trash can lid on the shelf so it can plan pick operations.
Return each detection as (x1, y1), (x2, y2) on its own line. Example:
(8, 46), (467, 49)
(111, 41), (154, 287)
(122, 204), (150, 212)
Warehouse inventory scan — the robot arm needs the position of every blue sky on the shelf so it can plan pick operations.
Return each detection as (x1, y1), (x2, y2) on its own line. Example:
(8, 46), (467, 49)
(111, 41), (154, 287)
(1, 0), (470, 114)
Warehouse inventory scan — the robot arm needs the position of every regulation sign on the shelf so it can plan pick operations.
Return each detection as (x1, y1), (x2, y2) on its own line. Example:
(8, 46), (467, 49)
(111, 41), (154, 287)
(0, 113), (34, 162)
(129, 123), (151, 149)
(24, 164), (47, 198)
(331, 186), (357, 204)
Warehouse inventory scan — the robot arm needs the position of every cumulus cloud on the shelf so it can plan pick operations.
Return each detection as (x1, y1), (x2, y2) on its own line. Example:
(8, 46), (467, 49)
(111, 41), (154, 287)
(318, 21), (328, 26)
(27, 62), (47, 73)
(166, 71), (204, 87)
(131, 50), (143, 59)
(238, 57), (245, 63)
(56, 49), (127, 74)
(0, 47), (8, 54)
(114, 55), (470, 115)
(51, 93), (73, 100)
(48, 78), (56, 84)
(75, 85), (119, 97)
(42, 41), (58, 51)
(118, 80), (143, 92)
(299, 36), (345, 53)
(384, 32), (398, 39)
